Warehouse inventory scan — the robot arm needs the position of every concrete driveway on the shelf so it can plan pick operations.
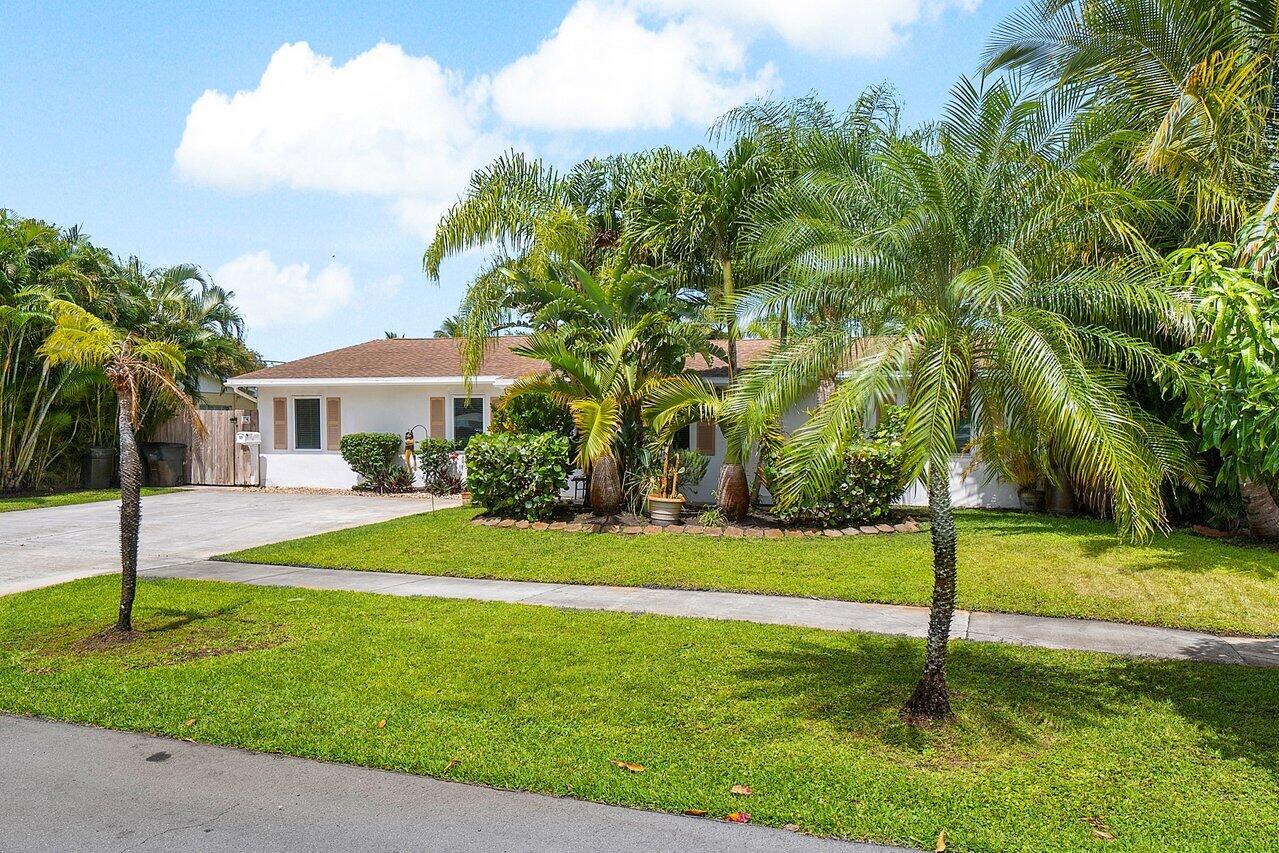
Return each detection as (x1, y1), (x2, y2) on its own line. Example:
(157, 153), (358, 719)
(0, 488), (455, 596)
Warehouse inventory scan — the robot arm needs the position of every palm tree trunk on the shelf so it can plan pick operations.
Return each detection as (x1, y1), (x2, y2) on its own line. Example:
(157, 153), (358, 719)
(1239, 476), (1279, 539)
(717, 453), (750, 520)
(115, 389), (142, 634)
(589, 453), (622, 516)
(902, 463), (957, 725)
(722, 259), (737, 380)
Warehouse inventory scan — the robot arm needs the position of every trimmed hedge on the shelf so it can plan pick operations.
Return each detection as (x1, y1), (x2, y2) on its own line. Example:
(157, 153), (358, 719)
(339, 432), (411, 494)
(466, 432), (570, 521)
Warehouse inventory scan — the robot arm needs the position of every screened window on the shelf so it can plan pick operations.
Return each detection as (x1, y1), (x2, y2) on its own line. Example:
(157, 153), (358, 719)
(453, 397), (485, 446)
(954, 416), (973, 452)
(294, 398), (321, 450)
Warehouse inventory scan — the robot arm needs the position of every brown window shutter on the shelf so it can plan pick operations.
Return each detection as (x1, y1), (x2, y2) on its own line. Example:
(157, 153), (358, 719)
(429, 397), (446, 438)
(325, 398), (342, 450)
(696, 420), (716, 456)
(272, 398), (287, 450)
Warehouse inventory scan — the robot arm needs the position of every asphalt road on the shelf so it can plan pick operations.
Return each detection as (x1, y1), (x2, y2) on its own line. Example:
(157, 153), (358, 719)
(0, 716), (906, 853)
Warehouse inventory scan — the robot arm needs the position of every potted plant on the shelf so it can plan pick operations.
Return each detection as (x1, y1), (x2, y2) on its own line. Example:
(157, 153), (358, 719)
(645, 448), (708, 525)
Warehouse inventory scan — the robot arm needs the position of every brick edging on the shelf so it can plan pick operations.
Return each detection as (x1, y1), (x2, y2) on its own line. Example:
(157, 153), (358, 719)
(470, 516), (923, 537)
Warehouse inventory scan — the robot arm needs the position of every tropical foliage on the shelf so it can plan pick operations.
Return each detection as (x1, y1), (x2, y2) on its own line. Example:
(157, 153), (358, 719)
(465, 432), (571, 521)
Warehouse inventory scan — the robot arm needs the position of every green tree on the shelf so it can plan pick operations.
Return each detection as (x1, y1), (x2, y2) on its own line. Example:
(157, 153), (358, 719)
(40, 301), (201, 634)
(741, 80), (1195, 723)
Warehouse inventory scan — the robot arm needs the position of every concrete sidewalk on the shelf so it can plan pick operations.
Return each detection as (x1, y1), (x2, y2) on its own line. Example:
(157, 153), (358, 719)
(146, 560), (1279, 667)
(0, 715), (900, 852)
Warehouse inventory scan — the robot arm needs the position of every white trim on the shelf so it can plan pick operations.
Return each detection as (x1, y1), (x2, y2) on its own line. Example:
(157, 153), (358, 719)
(290, 396), (324, 452)
(227, 375), (504, 388)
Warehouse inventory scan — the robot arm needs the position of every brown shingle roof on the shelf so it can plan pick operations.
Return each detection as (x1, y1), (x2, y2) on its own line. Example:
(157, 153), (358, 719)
(231, 336), (781, 384)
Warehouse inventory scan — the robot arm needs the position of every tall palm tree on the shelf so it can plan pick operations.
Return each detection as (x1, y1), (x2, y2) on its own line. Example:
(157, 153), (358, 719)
(424, 152), (640, 376)
(984, 0), (1279, 535)
(741, 80), (1196, 723)
(40, 300), (201, 634)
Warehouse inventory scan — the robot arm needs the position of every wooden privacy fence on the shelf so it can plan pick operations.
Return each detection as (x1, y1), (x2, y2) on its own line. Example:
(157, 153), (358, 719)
(152, 409), (259, 486)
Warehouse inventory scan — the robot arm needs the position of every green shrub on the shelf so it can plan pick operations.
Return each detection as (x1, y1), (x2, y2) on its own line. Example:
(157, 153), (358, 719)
(766, 414), (905, 527)
(466, 432), (570, 521)
(417, 437), (464, 495)
(339, 432), (411, 494)
(491, 392), (575, 437)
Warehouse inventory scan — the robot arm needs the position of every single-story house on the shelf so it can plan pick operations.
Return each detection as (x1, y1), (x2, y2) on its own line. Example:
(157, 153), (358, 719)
(226, 336), (1018, 508)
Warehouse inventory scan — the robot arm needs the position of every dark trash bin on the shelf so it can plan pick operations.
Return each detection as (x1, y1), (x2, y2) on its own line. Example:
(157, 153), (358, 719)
(140, 442), (187, 487)
(81, 446), (116, 489)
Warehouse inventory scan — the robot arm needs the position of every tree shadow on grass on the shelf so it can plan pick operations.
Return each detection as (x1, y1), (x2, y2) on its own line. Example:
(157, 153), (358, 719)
(734, 635), (1279, 778)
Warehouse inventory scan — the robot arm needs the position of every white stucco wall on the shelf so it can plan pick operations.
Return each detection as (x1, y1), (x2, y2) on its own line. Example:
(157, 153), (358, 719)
(247, 380), (1019, 508)
(256, 382), (498, 489)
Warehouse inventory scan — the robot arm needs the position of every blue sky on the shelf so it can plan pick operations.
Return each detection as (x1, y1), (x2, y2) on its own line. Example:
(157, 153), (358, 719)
(2, 0), (1018, 361)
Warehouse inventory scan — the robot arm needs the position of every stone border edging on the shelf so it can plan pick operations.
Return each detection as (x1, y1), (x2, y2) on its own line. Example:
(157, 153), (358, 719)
(470, 516), (923, 538)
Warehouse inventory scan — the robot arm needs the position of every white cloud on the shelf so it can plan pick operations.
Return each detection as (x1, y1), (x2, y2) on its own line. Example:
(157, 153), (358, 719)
(175, 41), (507, 198)
(634, 0), (980, 58)
(489, 0), (777, 132)
(213, 251), (356, 329)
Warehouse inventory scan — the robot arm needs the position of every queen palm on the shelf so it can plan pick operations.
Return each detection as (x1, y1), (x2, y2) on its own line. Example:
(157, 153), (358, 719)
(40, 300), (201, 635)
(742, 79), (1196, 723)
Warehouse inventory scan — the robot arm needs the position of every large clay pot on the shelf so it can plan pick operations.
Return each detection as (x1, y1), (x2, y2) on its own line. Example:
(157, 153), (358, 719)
(1045, 479), (1075, 515)
(647, 495), (684, 526)
(1017, 485), (1045, 513)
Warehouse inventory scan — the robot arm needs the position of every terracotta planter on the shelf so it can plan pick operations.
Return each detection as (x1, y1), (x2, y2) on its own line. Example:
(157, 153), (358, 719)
(1017, 486), (1045, 513)
(647, 494), (685, 526)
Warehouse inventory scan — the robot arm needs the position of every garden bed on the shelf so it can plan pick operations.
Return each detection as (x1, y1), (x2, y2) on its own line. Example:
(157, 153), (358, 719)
(470, 508), (922, 538)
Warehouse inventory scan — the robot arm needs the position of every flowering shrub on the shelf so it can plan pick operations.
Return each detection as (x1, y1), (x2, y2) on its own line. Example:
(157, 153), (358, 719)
(465, 432), (571, 521)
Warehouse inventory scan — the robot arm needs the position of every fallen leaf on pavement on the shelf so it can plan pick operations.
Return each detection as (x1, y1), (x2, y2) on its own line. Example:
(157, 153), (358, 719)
(726, 812), (751, 824)
(683, 809), (707, 816)
(610, 760), (645, 773)
(784, 824), (800, 833)
(730, 784), (753, 796)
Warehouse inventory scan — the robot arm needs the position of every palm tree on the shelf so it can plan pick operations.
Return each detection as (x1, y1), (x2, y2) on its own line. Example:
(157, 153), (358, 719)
(424, 152), (640, 376)
(984, 0), (1279, 536)
(984, 0), (1277, 237)
(624, 141), (775, 517)
(741, 80), (1196, 723)
(40, 300), (201, 634)
(506, 325), (652, 515)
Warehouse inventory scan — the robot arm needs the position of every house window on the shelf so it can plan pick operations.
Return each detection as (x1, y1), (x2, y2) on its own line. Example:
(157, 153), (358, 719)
(453, 397), (484, 446)
(954, 416), (973, 452)
(294, 398), (322, 450)
(673, 425), (691, 451)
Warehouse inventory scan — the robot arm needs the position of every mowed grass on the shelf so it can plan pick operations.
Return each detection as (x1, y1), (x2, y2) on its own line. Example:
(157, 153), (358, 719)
(223, 507), (1279, 636)
(1, 576), (1275, 852)
(0, 487), (179, 513)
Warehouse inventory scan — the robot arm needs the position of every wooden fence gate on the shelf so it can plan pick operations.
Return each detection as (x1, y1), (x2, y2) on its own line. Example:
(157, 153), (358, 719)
(153, 409), (258, 486)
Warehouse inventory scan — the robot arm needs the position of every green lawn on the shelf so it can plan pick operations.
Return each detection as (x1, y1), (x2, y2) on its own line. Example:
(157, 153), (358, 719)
(0, 487), (179, 513)
(222, 507), (1279, 637)
(0, 576), (1274, 851)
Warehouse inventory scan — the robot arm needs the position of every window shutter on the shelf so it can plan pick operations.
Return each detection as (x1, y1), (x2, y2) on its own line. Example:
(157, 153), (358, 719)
(429, 397), (446, 438)
(325, 398), (342, 450)
(272, 398), (287, 450)
(696, 420), (716, 456)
